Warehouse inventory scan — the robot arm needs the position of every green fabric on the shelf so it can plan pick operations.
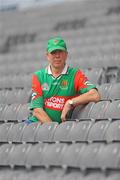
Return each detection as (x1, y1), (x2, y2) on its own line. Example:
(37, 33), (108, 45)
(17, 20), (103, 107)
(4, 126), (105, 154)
(47, 36), (67, 53)
(29, 67), (96, 123)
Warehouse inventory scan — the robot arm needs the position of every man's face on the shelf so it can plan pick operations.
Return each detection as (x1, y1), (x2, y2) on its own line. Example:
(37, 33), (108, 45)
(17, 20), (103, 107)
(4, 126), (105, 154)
(46, 50), (68, 69)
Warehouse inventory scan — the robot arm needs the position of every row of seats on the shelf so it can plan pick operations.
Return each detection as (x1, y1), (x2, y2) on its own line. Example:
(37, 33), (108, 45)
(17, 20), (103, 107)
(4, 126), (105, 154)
(0, 168), (119, 180)
(0, 142), (120, 170)
(72, 100), (120, 120)
(0, 119), (120, 143)
(98, 82), (120, 100)
(0, 88), (31, 104)
(0, 74), (32, 89)
(0, 67), (120, 90)
(0, 103), (29, 122)
(1, 81), (120, 105)
(0, 99), (120, 122)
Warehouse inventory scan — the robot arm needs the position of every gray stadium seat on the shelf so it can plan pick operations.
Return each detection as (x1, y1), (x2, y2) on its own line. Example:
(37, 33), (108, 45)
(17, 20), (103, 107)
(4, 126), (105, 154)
(35, 122), (58, 142)
(78, 143), (105, 170)
(0, 123), (13, 142)
(21, 122), (40, 143)
(16, 88), (32, 104)
(41, 143), (68, 167)
(9, 144), (31, 167)
(104, 100), (120, 120)
(71, 102), (94, 119)
(16, 103), (30, 122)
(89, 101), (111, 119)
(0, 144), (13, 166)
(97, 83), (112, 100)
(0, 90), (6, 104)
(7, 122), (26, 143)
(84, 172), (106, 180)
(84, 68), (105, 85)
(68, 120), (93, 142)
(26, 143), (45, 168)
(96, 143), (120, 170)
(105, 120), (120, 142)
(61, 170), (84, 180)
(3, 103), (21, 122)
(62, 143), (87, 168)
(106, 173), (120, 180)
(0, 104), (9, 121)
(53, 121), (76, 142)
(87, 120), (110, 142)
(108, 83), (120, 100)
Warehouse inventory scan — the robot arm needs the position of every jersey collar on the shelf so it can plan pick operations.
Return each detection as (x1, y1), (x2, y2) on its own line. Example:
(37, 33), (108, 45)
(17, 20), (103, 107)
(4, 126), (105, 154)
(47, 64), (69, 75)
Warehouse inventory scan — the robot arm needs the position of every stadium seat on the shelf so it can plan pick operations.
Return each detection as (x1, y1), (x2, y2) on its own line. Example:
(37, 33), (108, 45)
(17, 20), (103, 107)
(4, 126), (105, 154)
(21, 122), (40, 143)
(78, 143), (105, 170)
(84, 172), (106, 180)
(97, 83), (112, 100)
(71, 102), (94, 119)
(3, 103), (21, 122)
(0, 104), (9, 122)
(35, 122), (58, 142)
(62, 143), (87, 168)
(16, 88), (32, 104)
(106, 173), (120, 180)
(108, 83), (120, 100)
(84, 68), (105, 85)
(61, 170), (84, 180)
(105, 120), (120, 142)
(7, 122), (26, 143)
(96, 143), (120, 170)
(104, 100), (120, 120)
(41, 143), (68, 167)
(16, 103), (30, 122)
(9, 144), (31, 167)
(0, 144), (13, 166)
(87, 120), (110, 142)
(26, 143), (46, 168)
(53, 121), (76, 142)
(0, 123), (13, 143)
(89, 101), (111, 119)
(68, 120), (93, 142)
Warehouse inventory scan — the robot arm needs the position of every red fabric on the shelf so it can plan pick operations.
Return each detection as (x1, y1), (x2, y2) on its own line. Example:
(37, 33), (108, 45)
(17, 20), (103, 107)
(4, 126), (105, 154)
(32, 75), (42, 99)
(74, 70), (88, 92)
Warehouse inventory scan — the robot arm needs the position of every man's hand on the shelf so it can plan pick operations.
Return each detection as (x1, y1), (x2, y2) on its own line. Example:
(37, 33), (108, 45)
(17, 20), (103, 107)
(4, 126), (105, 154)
(61, 100), (73, 122)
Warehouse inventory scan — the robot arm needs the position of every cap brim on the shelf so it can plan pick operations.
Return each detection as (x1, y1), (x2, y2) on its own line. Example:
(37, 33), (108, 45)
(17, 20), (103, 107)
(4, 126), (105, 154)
(48, 46), (66, 53)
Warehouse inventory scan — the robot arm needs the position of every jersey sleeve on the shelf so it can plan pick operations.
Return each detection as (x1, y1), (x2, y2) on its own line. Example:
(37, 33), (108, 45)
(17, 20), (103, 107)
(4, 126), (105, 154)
(74, 70), (97, 94)
(30, 74), (44, 109)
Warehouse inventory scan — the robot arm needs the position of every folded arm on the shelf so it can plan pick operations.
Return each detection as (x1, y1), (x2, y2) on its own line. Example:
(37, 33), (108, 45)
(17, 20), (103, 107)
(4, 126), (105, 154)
(61, 89), (101, 122)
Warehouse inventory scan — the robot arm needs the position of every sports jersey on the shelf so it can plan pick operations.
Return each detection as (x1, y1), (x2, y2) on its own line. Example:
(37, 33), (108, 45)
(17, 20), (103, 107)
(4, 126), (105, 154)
(29, 65), (96, 123)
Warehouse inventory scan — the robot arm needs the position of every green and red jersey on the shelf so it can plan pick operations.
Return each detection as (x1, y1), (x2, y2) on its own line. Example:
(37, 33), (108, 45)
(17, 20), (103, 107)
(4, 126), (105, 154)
(29, 65), (96, 123)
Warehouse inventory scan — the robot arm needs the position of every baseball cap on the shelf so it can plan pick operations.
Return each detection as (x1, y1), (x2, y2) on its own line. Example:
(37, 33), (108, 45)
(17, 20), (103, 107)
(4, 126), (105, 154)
(47, 37), (67, 53)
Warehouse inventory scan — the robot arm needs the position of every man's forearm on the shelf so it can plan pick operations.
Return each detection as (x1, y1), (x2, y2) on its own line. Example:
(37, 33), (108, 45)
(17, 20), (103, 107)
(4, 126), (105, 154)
(71, 89), (101, 106)
(33, 108), (52, 123)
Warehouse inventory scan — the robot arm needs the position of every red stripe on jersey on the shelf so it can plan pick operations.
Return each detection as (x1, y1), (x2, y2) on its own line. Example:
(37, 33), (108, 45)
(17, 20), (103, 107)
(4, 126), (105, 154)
(74, 70), (88, 92)
(32, 74), (42, 99)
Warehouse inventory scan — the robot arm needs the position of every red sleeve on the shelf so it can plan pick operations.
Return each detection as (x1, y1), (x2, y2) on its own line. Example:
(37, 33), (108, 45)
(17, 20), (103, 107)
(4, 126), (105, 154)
(32, 74), (42, 100)
(74, 70), (88, 92)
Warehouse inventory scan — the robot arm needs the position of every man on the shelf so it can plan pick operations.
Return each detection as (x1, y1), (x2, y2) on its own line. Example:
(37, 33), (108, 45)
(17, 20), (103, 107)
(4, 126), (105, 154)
(28, 36), (100, 124)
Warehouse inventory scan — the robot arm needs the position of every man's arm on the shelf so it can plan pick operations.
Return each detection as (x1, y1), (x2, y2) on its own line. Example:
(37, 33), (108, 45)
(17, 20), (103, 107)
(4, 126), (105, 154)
(33, 108), (52, 123)
(61, 89), (101, 122)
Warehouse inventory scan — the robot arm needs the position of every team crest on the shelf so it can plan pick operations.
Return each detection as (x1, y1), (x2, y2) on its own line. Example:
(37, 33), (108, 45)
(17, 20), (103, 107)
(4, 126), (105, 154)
(60, 80), (68, 89)
(41, 83), (49, 91)
(53, 39), (58, 45)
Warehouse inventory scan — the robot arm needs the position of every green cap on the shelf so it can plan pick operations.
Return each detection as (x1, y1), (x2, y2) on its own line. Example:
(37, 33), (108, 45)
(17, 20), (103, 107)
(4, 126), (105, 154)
(47, 37), (67, 53)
